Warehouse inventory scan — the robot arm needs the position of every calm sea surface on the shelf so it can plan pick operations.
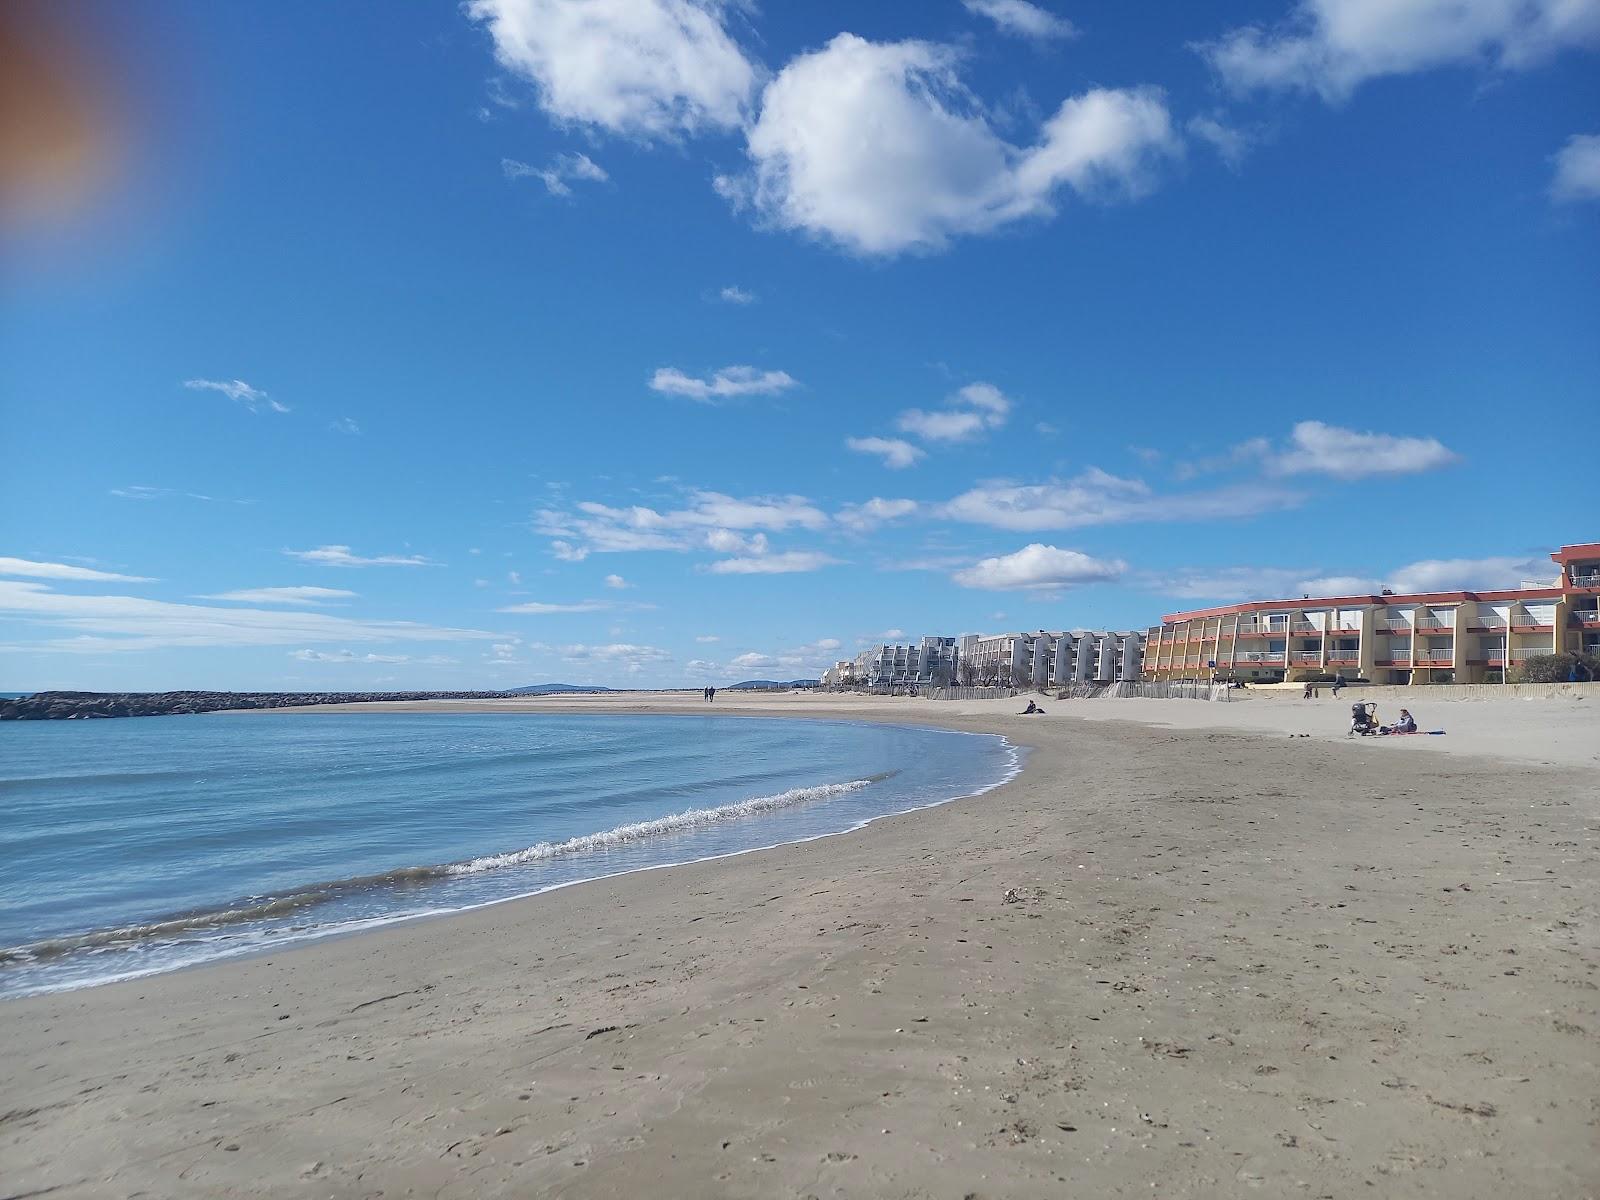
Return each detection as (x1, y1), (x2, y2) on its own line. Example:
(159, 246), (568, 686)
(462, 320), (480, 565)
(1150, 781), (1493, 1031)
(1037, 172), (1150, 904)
(0, 712), (1016, 998)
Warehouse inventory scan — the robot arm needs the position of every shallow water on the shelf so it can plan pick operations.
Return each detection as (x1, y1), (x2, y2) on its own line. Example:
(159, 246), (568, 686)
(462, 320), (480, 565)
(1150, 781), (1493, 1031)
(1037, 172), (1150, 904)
(0, 712), (1016, 997)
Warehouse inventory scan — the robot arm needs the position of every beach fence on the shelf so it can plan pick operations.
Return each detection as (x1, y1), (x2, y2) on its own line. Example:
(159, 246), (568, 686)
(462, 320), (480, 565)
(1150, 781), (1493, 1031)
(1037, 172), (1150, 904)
(926, 686), (1018, 700)
(1054, 680), (1233, 702)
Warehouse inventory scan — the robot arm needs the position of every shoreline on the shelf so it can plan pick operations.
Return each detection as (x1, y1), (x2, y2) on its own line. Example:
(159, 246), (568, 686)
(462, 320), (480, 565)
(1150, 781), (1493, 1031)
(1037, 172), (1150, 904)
(4, 694), (1595, 1197)
(2, 714), (1024, 1001)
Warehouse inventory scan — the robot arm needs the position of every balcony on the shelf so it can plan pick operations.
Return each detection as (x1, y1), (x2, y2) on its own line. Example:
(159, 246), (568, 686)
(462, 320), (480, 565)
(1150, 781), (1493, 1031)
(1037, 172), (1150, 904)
(1374, 654), (1412, 666)
(1379, 617), (1413, 631)
(1571, 570), (1600, 589)
(1327, 652), (1359, 664)
(1414, 618), (1451, 631)
(1291, 651), (1322, 663)
(1289, 619), (1320, 635)
(1466, 618), (1506, 632)
(1414, 651), (1454, 664)
(1573, 610), (1600, 626)
(1236, 650), (1285, 663)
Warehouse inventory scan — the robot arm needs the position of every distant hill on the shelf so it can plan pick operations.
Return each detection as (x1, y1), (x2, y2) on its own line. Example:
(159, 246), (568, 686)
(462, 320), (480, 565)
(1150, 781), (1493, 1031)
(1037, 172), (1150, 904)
(726, 679), (819, 691)
(508, 683), (617, 694)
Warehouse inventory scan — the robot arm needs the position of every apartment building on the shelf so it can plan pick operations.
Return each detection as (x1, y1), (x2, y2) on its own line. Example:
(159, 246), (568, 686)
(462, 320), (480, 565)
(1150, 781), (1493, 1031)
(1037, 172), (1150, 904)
(846, 636), (959, 688)
(1145, 540), (1599, 685)
(957, 630), (1144, 688)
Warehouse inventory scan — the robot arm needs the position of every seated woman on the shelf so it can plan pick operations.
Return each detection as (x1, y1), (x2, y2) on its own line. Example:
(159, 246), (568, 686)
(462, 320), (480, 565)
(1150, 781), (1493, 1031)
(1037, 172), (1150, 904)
(1383, 708), (1417, 734)
(1021, 700), (1042, 714)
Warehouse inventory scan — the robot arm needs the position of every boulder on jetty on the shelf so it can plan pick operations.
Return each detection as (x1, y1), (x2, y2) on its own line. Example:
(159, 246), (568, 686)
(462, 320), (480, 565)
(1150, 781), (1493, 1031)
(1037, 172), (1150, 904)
(0, 691), (514, 721)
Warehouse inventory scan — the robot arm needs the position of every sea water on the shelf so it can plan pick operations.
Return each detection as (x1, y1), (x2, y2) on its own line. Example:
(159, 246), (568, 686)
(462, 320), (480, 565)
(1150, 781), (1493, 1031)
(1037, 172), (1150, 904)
(0, 712), (1016, 997)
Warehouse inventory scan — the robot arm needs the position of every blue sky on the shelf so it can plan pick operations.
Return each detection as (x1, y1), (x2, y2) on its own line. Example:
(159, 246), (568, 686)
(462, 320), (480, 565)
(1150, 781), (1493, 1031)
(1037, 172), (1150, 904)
(3, 0), (1597, 690)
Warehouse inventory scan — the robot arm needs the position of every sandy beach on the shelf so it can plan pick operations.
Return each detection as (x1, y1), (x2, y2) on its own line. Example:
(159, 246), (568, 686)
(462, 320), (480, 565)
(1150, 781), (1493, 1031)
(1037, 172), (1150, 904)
(3, 691), (1596, 1198)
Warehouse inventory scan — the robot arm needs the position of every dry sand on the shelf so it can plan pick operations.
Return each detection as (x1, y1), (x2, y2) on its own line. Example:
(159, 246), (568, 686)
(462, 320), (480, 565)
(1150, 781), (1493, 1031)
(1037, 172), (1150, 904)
(2, 692), (1596, 1198)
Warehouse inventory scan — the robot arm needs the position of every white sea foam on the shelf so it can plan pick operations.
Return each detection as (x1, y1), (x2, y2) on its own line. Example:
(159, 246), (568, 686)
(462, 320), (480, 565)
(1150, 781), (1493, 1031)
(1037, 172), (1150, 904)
(447, 778), (875, 875)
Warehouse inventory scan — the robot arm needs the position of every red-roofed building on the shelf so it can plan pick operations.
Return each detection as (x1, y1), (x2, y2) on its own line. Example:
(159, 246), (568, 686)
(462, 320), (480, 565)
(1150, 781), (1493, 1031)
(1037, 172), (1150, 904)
(1144, 542), (1600, 685)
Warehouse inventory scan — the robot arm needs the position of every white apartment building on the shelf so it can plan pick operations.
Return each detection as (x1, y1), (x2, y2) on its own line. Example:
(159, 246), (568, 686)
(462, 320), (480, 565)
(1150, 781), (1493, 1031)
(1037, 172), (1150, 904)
(849, 637), (959, 688)
(957, 630), (1145, 688)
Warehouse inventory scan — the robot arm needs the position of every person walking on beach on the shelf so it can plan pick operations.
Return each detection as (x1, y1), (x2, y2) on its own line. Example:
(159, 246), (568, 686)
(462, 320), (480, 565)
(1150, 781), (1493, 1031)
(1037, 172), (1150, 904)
(708, 686), (716, 703)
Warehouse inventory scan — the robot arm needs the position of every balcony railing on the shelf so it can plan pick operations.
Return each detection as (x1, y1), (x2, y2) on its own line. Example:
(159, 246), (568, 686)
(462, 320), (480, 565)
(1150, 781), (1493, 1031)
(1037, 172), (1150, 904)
(1414, 618), (1450, 631)
(1236, 651), (1284, 663)
(1380, 618), (1413, 630)
(1467, 618), (1506, 630)
(1414, 651), (1454, 663)
(1327, 652), (1359, 663)
(1291, 651), (1322, 662)
(1571, 571), (1600, 587)
(1289, 619), (1320, 634)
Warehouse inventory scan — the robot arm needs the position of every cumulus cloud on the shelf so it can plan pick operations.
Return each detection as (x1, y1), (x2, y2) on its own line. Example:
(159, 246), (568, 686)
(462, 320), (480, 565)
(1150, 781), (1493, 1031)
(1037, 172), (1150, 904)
(719, 284), (757, 304)
(1266, 421), (1458, 479)
(1199, 0), (1600, 101)
(466, 0), (759, 139)
(717, 34), (1179, 255)
(649, 365), (798, 401)
(705, 550), (841, 574)
(845, 436), (924, 469)
(284, 545), (436, 568)
(199, 586), (357, 606)
(1386, 555), (1557, 593)
(502, 151), (609, 196)
(183, 378), (288, 414)
(0, 580), (498, 654)
(892, 381), (1013, 445)
(1551, 133), (1600, 203)
(941, 467), (1300, 530)
(896, 408), (988, 442)
(962, 0), (1077, 40)
(0, 557), (154, 583)
(559, 642), (674, 670)
(537, 489), (828, 557)
(603, 573), (632, 589)
(953, 543), (1126, 590)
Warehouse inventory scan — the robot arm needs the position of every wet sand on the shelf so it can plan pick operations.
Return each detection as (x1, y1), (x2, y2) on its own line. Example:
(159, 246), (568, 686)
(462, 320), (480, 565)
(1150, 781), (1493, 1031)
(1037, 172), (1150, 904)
(2, 692), (1596, 1198)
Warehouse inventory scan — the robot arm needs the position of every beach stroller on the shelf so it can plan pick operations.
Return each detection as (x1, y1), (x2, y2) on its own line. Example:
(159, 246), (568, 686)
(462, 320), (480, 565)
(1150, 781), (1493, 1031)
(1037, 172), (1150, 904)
(1348, 702), (1377, 737)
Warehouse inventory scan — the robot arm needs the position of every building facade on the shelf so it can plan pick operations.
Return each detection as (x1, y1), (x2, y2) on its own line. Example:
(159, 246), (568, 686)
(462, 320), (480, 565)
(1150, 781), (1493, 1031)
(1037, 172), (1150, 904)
(1145, 541), (1600, 685)
(848, 636), (959, 688)
(957, 630), (1144, 688)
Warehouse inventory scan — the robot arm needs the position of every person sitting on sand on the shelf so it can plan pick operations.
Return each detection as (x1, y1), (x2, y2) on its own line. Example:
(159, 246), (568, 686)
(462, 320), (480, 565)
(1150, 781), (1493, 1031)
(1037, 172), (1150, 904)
(1021, 700), (1042, 714)
(1382, 708), (1417, 735)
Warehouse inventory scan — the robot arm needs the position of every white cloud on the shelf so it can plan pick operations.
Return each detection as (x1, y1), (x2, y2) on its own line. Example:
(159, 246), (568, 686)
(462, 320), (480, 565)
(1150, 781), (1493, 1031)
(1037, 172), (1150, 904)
(649, 365), (798, 401)
(1187, 114), (1253, 169)
(695, 634), (720, 643)
(503, 152), (609, 196)
(1267, 421), (1457, 479)
(962, 0), (1077, 40)
(1386, 555), (1556, 593)
(1551, 133), (1600, 203)
(704, 529), (768, 555)
(538, 489), (828, 557)
(953, 543), (1126, 590)
(331, 417), (361, 435)
(467, 0), (757, 139)
(846, 436), (924, 469)
(1199, 0), (1600, 101)
(835, 497), (921, 533)
(559, 642), (674, 671)
(719, 284), (757, 304)
(724, 636), (842, 676)
(498, 599), (613, 614)
(183, 378), (288, 414)
(199, 586), (358, 606)
(0, 557), (154, 583)
(291, 649), (413, 664)
(284, 545), (436, 568)
(0, 580), (497, 654)
(603, 573), (632, 589)
(109, 485), (251, 504)
(941, 468), (1300, 530)
(897, 408), (988, 442)
(706, 550), (841, 574)
(719, 34), (1179, 255)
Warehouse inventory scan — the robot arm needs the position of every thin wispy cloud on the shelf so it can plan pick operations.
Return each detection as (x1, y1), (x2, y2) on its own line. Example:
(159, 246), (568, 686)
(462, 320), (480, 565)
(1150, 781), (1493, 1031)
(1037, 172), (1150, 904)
(502, 151), (609, 196)
(719, 284), (757, 304)
(962, 0), (1077, 41)
(0, 580), (497, 654)
(110, 485), (252, 504)
(0, 557), (155, 584)
(1551, 133), (1600, 203)
(845, 436), (923, 469)
(183, 378), (289, 414)
(200, 586), (358, 606)
(648, 365), (798, 402)
(284, 545), (436, 568)
(705, 550), (840, 575)
(497, 599), (614, 614)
